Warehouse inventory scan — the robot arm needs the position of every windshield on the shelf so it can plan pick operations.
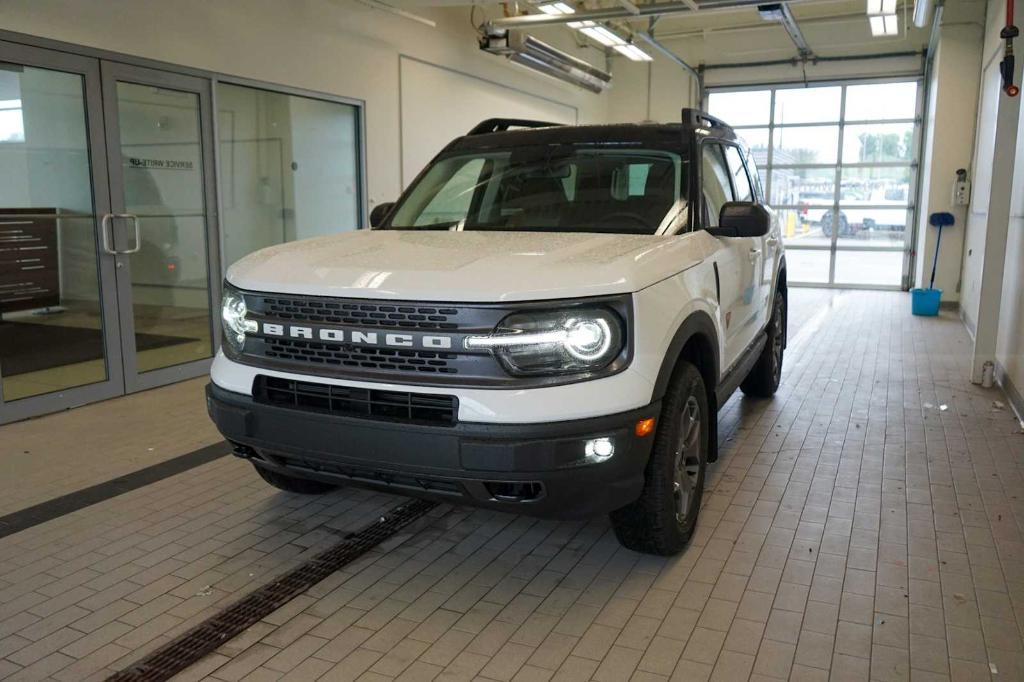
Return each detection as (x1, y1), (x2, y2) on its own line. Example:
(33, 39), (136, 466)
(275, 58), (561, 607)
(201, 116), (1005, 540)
(386, 145), (689, 235)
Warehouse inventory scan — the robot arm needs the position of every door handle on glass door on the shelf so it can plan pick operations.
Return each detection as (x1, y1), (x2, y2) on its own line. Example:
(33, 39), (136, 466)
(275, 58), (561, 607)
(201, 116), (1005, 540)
(100, 213), (141, 255)
(121, 214), (142, 254)
(100, 213), (117, 255)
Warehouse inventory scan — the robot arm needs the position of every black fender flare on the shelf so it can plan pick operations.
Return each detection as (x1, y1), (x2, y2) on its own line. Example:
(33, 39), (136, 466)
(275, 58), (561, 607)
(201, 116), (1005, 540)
(651, 310), (721, 462)
(774, 254), (788, 349)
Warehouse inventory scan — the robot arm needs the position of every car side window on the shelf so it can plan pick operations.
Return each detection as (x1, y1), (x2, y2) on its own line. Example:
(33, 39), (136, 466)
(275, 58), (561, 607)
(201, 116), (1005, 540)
(744, 150), (765, 203)
(701, 143), (734, 227)
(723, 145), (753, 203)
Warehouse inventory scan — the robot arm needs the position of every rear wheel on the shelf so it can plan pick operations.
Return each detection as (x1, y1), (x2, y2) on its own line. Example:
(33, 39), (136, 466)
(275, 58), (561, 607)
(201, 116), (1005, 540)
(740, 289), (785, 398)
(254, 464), (339, 494)
(610, 362), (708, 555)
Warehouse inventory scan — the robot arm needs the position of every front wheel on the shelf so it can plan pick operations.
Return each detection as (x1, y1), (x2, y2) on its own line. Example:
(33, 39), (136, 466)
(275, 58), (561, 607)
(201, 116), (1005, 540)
(254, 464), (339, 494)
(740, 289), (785, 398)
(610, 362), (709, 555)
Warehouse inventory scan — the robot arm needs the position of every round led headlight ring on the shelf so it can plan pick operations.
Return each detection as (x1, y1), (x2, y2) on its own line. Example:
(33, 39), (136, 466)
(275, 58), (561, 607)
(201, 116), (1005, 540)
(564, 317), (613, 362)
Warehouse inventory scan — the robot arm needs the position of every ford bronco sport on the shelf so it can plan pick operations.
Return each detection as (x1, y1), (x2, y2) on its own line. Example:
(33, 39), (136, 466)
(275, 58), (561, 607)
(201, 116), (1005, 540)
(207, 109), (787, 555)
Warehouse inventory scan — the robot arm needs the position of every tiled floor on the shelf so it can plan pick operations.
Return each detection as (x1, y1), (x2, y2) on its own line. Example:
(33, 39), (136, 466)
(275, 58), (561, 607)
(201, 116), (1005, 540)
(0, 378), (219, 515)
(1, 289), (1022, 682)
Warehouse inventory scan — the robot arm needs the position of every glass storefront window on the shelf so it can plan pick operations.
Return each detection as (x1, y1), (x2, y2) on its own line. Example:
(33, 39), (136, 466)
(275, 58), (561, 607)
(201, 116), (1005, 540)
(0, 66), (108, 402)
(216, 83), (361, 268)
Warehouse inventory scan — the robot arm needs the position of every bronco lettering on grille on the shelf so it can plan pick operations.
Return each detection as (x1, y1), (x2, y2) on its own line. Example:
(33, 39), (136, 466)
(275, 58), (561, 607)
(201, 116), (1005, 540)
(262, 322), (453, 350)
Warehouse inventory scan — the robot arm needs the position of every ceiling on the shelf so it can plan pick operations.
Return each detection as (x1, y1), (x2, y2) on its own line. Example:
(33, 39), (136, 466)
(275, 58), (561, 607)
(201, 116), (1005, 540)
(390, 0), (932, 60)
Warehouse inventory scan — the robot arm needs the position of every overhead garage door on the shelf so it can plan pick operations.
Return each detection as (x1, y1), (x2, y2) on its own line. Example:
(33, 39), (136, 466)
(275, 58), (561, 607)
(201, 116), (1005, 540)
(709, 80), (922, 289)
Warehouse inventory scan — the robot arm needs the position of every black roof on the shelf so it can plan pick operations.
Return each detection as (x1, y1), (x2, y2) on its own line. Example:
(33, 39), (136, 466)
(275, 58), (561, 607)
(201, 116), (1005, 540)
(446, 114), (740, 154)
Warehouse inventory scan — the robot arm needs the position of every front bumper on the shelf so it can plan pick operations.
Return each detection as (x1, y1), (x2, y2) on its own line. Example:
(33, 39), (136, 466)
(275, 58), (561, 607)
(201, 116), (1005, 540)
(207, 382), (659, 519)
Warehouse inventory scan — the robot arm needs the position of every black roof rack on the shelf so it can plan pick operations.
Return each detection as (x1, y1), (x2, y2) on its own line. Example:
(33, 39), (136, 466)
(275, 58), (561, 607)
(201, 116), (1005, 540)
(682, 108), (730, 130)
(467, 118), (564, 135)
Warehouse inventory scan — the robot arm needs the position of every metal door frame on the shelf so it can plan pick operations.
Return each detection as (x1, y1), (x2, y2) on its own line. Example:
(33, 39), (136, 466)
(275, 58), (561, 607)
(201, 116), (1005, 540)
(99, 61), (222, 393)
(0, 40), (125, 425)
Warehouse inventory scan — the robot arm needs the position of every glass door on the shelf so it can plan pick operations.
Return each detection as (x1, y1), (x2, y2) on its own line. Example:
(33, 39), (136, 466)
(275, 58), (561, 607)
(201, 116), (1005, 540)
(0, 42), (123, 424)
(99, 63), (220, 392)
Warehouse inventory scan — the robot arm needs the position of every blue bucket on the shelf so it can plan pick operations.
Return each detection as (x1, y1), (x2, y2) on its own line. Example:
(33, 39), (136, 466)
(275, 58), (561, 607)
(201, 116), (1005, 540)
(911, 288), (942, 316)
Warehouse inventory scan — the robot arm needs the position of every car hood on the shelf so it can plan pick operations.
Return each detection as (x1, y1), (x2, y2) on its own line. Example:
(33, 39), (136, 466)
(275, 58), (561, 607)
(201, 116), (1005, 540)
(226, 230), (709, 302)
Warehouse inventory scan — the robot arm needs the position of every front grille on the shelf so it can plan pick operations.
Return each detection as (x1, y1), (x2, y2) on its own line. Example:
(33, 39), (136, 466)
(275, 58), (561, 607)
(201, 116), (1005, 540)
(235, 290), (632, 388)
(255, 376), (457, 425)
(262, 296), (460, 329)
(263, 338), (458, 374)
(240, 292), (511, 384)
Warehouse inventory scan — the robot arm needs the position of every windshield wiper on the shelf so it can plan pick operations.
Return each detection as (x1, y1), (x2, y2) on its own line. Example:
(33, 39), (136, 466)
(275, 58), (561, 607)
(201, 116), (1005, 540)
(389, 221), (460, 231)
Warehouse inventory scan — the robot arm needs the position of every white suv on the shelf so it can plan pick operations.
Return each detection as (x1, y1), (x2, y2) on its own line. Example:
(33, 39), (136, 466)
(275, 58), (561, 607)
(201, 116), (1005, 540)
(208, 110), (787, 555)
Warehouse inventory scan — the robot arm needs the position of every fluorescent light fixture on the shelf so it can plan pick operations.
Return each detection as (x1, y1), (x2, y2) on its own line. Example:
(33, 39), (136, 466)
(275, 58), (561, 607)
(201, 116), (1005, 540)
(579, 25), (627, 46)
(537, 2), (575, 15)
(479, 29), (612, 93)
(568, 19), (649, 59)
(866, 0), (897, 15)
(613, 43), (653, 61)
(869, 13), (899, 35)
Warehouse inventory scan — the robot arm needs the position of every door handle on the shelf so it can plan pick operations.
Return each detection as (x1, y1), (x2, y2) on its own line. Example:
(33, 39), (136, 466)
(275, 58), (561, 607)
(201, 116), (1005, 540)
(121, 214), (142, 254)
(765, 236), (779, 247)
(748, 248), (761, 262)
(101, 213), (117, 255)
(100, 213), (141, 255)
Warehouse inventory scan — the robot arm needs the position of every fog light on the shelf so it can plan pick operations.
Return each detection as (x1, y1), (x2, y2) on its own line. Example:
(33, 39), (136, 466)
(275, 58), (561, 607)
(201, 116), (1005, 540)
(584, 437), (615, 463)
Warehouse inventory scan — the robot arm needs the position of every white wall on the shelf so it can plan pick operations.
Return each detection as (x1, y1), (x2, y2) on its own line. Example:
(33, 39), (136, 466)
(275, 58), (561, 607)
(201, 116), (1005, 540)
(398, 56), (577, 187)
(947, 0), (1024, 406)
(960, 54), (1002, 331)
(913, 12), (984, 303)
(607, 51), (698, 124)
(0, 0), (610, 213)
(997, 96), (1024, 407)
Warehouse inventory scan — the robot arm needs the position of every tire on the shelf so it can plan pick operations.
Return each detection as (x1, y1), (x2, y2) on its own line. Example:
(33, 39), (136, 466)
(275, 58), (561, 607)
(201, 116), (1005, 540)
(610, 362), (709, 555)
(740, 288), (786, 398)
(254, 464), (339, 494)
(820, 211), (850, 238)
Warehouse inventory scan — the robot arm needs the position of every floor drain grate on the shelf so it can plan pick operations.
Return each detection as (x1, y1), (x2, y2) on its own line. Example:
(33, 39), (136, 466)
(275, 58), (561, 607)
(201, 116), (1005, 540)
(106, 498), (437, 682)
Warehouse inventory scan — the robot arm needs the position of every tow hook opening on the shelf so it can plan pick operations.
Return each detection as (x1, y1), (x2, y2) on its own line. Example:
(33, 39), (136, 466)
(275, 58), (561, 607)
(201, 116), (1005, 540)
(484, 481), (545, 502)
(230, 442), (260, 460)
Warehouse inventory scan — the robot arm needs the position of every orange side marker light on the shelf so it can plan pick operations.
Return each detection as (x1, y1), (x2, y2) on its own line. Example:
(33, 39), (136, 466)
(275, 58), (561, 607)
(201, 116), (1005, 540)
(635, 418), (656, 438)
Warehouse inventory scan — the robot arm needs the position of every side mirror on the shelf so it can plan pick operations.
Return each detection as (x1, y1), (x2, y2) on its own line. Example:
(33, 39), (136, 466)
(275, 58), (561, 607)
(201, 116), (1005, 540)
(708, 202), (771, 238)
(369, 202), (395, 228)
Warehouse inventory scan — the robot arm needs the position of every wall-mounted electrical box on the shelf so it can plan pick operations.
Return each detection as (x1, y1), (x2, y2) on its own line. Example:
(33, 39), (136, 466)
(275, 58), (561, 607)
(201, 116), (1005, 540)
(953, 168), (970, 206)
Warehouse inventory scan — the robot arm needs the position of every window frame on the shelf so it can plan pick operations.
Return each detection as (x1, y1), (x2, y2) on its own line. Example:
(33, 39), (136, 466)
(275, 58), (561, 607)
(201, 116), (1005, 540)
(699, 139), (737, 229)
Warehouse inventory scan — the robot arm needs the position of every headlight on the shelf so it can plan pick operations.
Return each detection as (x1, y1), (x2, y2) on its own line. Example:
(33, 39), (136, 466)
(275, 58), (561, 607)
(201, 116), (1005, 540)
(221, 285), (257, 353)
(465, 308), (624, 376)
